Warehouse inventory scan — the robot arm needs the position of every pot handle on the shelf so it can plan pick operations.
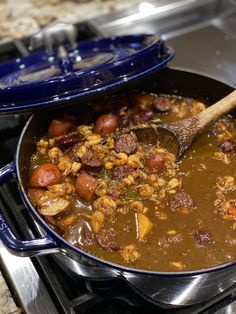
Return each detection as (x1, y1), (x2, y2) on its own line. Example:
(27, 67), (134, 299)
(0, 163), (120, 280)
(0, 161), (60, 257)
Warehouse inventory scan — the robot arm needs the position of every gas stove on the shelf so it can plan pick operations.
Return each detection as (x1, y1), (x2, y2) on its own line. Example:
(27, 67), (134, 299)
(0, 1), (236, 313)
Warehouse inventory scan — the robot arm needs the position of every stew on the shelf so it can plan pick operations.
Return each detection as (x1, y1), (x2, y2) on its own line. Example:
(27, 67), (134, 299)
(27, 92), (236, 271)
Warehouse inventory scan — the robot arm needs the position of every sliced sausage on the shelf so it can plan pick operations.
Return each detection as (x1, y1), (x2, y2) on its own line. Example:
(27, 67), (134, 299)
(146, 154), (165, 174)
(48, 119), (72, 138)
(115, 134), (137, 155)
(53, 132), (83, 150)
(111, 165), (131, 180)
(117, 114), (131, 128)
(30, 163), (61, 188)
(81, 148), (102, 167)
(82, 165), (103, 177)
(219, 140), (236, 154)
(67, 142), (82, 161)
(194, 229), (213, 246)
(76, 172), (98, 201)
(95, 228), (119, 251)
(138, 109), (153, 122)
(153, 96), (172, 112)
(94, 114), (118, 136)
(169, 191), (195, 214)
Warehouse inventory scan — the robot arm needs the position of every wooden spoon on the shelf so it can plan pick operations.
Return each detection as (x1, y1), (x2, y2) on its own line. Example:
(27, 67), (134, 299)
(132, 90), (236, 160)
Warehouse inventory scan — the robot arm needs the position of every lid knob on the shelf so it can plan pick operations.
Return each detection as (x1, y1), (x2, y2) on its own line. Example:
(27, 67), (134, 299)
(30, 22), (77, 54)
(30, 22), (78, 74)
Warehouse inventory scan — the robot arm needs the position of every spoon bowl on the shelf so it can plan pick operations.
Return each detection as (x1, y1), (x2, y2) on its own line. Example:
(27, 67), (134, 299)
(131, 90), (236, 160)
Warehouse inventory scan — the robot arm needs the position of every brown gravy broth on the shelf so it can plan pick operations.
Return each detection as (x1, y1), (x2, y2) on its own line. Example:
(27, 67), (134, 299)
(28, 92), (236, 271)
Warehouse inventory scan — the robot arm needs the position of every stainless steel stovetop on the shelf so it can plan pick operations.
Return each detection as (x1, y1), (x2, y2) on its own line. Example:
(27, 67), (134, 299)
(0, 1), (236, 313)
(93, 0), (236, 87)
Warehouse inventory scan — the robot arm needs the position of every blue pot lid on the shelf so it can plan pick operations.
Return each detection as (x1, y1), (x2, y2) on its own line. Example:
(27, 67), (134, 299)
(0, 34), (174, 114)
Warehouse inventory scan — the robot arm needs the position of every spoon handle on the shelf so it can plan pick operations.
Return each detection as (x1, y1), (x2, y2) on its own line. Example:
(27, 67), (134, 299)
(197, 90), (236, 130)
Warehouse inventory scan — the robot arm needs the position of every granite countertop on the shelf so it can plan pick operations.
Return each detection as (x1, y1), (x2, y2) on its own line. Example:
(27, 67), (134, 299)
(0, 0), (143, 42)
(0, 271), (19, 314)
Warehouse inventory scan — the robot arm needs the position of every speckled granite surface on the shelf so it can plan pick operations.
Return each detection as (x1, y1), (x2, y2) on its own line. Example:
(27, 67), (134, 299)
(0, 0), (143, 41)
(0, 271), (19, 314)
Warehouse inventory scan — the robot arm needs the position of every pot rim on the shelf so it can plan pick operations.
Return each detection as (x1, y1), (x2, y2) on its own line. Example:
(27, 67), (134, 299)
(16, 66), (236, 277)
